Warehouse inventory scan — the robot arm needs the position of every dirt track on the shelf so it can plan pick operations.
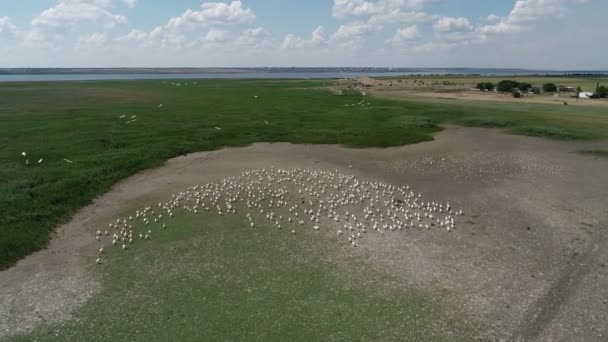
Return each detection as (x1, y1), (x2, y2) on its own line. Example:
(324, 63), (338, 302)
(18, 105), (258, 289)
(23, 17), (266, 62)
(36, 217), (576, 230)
(1, 126), (607, 341)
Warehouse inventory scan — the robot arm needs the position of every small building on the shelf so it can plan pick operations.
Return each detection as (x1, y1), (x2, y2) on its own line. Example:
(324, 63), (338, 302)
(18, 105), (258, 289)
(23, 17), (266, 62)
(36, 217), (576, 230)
(578, 91), (594, 99)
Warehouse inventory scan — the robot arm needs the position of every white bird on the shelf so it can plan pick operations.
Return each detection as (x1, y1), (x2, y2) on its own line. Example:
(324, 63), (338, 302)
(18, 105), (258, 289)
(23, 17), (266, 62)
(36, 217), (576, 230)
(21, 152), (27, 157)
(64, 159), (73, 163)
(158, 104), (164, 108)
(95, 257), (101, 264)
(38, 158), (43, 164)
(215, 127), (222, 130)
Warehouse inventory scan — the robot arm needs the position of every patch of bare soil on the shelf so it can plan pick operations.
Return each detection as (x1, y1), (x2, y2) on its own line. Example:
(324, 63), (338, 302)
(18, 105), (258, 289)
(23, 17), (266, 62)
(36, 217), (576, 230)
(1, 126), (608, 340)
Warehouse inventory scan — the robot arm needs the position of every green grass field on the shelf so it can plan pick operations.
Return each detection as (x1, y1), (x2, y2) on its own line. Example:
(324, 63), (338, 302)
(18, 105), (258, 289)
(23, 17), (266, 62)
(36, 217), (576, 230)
(1, 79), (608, 270)
(9, 210), (475, 341)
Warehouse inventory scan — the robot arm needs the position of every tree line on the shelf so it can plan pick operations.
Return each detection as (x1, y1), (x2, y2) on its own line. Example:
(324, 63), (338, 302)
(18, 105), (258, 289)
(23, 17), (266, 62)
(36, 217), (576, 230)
(476, 80), (607, 98)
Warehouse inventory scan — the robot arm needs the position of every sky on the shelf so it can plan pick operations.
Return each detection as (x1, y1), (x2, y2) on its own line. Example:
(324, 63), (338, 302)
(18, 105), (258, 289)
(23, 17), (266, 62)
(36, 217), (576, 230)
(0, 0), (606, 69)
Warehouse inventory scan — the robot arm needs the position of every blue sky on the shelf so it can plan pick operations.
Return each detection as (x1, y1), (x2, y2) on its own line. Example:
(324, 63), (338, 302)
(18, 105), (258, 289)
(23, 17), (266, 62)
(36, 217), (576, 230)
(0, 1), (605, 69)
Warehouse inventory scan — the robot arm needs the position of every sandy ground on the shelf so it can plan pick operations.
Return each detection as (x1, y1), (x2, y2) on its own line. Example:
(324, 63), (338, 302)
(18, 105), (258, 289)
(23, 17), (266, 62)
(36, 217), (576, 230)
(1, 126), (608, 341)
(352, 77), (608, 107)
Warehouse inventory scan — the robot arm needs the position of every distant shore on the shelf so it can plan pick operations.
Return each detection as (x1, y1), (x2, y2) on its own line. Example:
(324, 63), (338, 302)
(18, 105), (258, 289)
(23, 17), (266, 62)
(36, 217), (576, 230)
(1, 67), (607, 76)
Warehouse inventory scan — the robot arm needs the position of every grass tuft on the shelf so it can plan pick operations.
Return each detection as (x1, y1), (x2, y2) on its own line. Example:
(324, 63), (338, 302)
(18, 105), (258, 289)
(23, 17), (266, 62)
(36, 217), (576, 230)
(511, 126), (595, 140)
(457, 117), (516, 128)
(579, 149), (608, 158)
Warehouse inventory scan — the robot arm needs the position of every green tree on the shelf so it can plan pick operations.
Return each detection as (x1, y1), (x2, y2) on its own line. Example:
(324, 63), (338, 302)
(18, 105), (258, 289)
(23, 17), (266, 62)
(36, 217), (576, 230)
(497, 80), (520, 92)
(476, 82), (495, 91)
(595, 85), (608, 98)
(518, 82), (533, 92)
(543, 83), (558, 92)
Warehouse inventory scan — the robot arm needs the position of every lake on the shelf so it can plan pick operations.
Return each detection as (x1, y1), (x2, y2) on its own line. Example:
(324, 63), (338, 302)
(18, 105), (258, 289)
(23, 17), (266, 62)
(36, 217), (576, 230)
(1, 69), (605, 82)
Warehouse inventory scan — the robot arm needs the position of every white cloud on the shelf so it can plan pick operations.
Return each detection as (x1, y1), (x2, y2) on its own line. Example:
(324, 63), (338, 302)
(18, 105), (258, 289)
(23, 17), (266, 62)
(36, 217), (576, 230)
(386, 25), (418, 45)
(280, 34), (300, 50)
(32, 1), (127, 28)
(77, 31), (108, 48)
(367, 10), (435, 25)
(0, 16), (18, 38)
(281, 26), (327, 50)
(509, 0), (564, 22)
(116, 29), (147, 42)
(201, 28), (232, 44)
(166, 1), (255, 29)
(332, 0), (436, 18)
(486, 14), (501, 22)
(2, 0), (597, 68)
(433, 17), (472, 33)
(311, 26), (328, 45)
(333, 0), (386, 18)
(122, 0), (137, 8)
(479, 0), (581, 35)
(332, 0), (437, 31)
(22, 28), (55, 48)
(119, 0), (257, 48)
(236, 27), (271, 47)
(406, 0), (437, 9)
(331, 21), (380, 41)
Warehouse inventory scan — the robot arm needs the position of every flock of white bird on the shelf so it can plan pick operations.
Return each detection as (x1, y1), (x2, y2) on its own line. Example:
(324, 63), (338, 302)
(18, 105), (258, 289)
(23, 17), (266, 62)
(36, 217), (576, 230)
(94, 167), (463, 264)
(20, 151), (43, 165)
(162, 81), (198, 87)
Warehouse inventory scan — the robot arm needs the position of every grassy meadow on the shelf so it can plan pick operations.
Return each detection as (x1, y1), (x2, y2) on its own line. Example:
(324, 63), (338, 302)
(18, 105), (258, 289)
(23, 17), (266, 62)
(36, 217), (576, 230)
(1, 78), (608, 270)
(9, 211), (475, 341)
